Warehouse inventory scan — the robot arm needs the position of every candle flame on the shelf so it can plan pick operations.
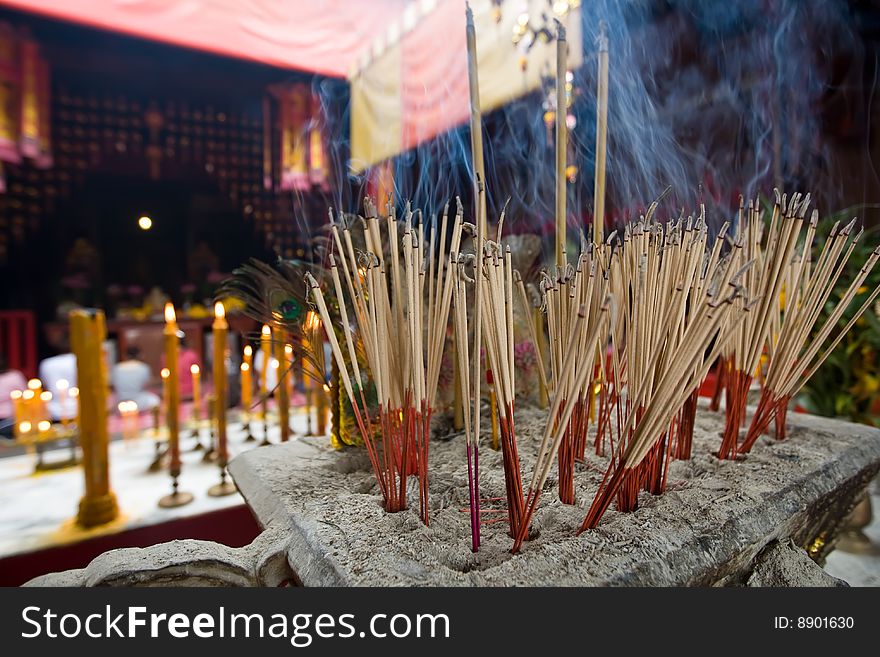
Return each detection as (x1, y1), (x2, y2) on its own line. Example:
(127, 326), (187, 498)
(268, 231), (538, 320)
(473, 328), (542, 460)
(323, 384), (330, 393)
(284, 344), (293, 356)
(161, 368), (170, 379)
(243, 345), (253, 357)
(69, 387), (79, 398)
(271, 358), (280, 369)
(117, 400), (139, 413)
(56, 378), (69, 391)
(10, 390), (22, 400)
(27, 378), (41, 390)
(261, 324), (271, 336)
(40, 391), (52, 402)
(164, 302), (176, 323)
(19, 421), (32, 433)
(191, 364), (200, 375)
(240, 362), (250, 372)
(37, 420), (51, 432)
(22, 390), (35, 400)
(214, 301), (226, 319)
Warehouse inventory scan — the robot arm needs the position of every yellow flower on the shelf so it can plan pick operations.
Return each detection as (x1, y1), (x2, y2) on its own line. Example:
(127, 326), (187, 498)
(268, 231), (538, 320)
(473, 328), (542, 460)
(850, 373), (879, 400)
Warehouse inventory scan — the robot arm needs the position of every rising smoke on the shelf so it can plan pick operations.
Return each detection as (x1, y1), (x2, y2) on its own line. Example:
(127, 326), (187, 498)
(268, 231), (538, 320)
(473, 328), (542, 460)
(295, 0), (864, 260)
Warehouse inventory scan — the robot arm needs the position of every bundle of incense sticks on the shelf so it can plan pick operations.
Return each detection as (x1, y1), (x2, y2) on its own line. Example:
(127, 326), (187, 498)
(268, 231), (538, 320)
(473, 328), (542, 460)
(715, 193), (804, 458)
(579, 210), (750, 531)
(513, 280), (610, 553)
(307, 198), (463, 523)
(713, 192), (861, 459)
(739, 220), (880, 452)
(454, 211), (528, 546)
(530, 242), (609, 506)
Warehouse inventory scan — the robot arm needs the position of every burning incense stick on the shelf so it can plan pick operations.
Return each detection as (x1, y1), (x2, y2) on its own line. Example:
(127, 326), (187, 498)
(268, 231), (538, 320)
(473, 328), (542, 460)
(555, 20), (568, 268)
(593, 23), (609, 246)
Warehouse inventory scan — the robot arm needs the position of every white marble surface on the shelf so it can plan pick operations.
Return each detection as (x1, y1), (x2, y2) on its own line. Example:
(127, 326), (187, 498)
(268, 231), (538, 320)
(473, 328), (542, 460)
(0, 410), (317, 560)
(824, 478), (880, 587)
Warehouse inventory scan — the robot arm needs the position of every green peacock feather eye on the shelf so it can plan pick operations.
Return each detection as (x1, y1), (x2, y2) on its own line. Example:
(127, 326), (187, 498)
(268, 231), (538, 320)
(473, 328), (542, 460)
(276, 298), (303, 322)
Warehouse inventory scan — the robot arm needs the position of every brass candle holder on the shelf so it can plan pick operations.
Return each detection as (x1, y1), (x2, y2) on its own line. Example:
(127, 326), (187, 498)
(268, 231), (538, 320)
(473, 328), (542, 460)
(202, 392), (219, 463)
(259, 394), (271, 446)
(207, 466), (237, 497)
(158, 477), (194, 508)
(242, 406), (255, 442)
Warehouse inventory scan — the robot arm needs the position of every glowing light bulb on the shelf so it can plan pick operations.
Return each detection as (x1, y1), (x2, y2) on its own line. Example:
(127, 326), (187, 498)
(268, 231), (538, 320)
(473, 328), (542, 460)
(138, 215), (153, 230)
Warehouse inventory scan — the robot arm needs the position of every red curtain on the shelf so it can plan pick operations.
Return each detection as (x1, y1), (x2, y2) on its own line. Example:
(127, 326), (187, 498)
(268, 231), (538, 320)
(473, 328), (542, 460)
(0, 0), (409, 78)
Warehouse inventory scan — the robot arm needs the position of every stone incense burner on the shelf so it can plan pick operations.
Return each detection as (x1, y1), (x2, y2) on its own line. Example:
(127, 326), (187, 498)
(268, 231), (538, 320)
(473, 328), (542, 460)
(29, 401), (880, 587)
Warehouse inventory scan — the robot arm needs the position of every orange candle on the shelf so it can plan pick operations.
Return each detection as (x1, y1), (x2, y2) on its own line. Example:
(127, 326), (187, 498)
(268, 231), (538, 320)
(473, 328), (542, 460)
(213, 302), (228, 461)
(164, 303), (181, 472)
(240, 361), (252, 410)
(10, 390), (23, 435)
(259, 324), (271, 395)
(190, 364), (201, 422)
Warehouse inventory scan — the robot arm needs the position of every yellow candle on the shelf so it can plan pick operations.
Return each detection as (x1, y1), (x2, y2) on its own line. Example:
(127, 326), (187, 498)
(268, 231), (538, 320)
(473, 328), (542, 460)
(160, 368), (170, 433)
(56, 378), (70, 428)
(21, 389), (35, 428)
(10, 390), (22, 432)
(213, 301), (228, 461)
(240, 362), (252, 410)
(26, 379), (41, 427)
(118, 401), (138, 441)
(69, 386), (80, 428)
(39, 390), (52, 424)
(190, 364), (201, 422)
(69, 308), (118, 526)
(284, 343), (295, 406)
(260, 324), (271, 394)
(164, 303), (181, 473)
